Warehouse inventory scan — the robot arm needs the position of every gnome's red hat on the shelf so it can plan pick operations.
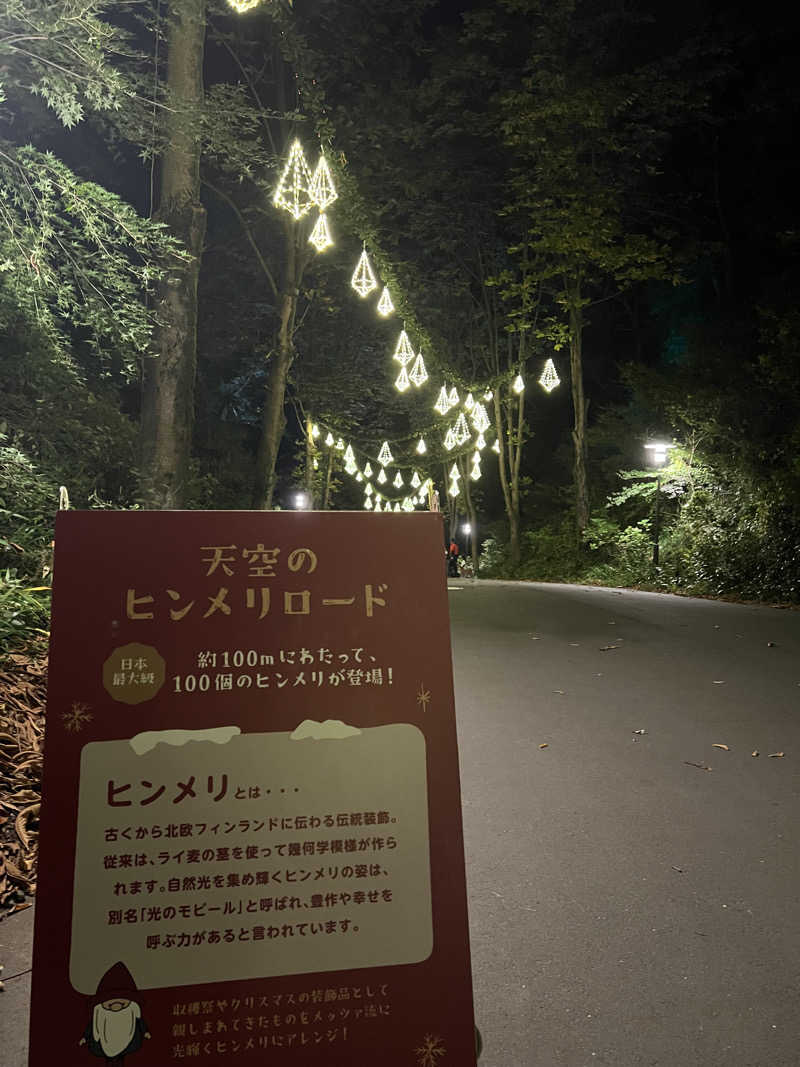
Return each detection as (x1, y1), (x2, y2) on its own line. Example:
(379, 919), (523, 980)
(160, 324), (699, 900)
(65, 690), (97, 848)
(91, 962), (139, 1007)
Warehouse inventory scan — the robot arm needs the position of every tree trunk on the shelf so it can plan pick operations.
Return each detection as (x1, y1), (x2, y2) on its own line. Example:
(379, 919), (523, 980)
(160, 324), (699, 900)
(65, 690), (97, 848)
(568, 286), (590, 537)
(305, 415), (315, 502)
(140, 0), (207, 510)
(322, 450), (334, 510)
(253, 218), (301, 510)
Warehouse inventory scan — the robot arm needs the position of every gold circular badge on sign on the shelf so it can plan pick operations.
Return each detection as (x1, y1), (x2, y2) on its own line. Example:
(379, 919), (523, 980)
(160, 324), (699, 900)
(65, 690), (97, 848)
(102, 643), (165, 705)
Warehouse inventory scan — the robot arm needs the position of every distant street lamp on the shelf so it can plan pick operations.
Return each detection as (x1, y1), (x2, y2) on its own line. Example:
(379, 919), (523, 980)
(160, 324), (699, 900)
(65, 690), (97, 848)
(293, 490), (311, 510)
(644, 442), (674, 566)
(461, 522), (472, 557)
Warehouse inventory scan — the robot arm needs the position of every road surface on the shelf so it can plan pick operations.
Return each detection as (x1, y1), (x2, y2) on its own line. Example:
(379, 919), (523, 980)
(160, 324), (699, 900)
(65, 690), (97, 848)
(451, 580), (799, 1066)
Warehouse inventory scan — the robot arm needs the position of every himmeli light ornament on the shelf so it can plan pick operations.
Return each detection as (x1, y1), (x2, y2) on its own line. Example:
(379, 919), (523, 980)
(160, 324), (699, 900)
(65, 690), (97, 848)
(416, 437), (427, 455)
(343, 444), (355, 465)
(325, 432), (334, 447)
(453, 412), (471, 446)
(395, 365), (411, 393)
(476, 432), (487, 450)
(409, 351), (429, 387)
(226, 0), (262, 11)
(377, 441), (394, 466)
(471, 402), (491, 434)
(394, 502), (401, 513)
(363, 462), (373, 478)
(411, 470), (422, 489)
(483, 390), (493, 402)
(539, 358), (560, 393)
(309, 154), (337, 210)
(448, 386), (460, 410)
(471, 459), (481, 481)
(351, 248), (378, 298)
(434, 387), (450, 416)
(355, 472), (363, 482)
(444, 427), (457, 451)
(402, 497), (414, 512)
(374, 499), (382, 512)
(513, 374), (525, 394)
(492, 439), (501, 453)
(365, 482), (373, 496)
(393, 330), (415, 364)
(311, 423), (320, 439)
(449, 480), (460, 499)
(393, 472), (404, 488)
(449, 463), (460, 482)
(377, 468), (387, 485)
(464, 393), (474, 411)
(335, 437), (345, 451)
(308, 213), (333, 252)
(273, 139), (314, 220)
(364, 497), (373, 510)
(377, 287), (394, 317)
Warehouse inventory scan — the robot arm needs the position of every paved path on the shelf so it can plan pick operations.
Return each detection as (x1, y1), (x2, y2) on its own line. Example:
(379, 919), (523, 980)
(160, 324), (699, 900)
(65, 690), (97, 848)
(2, 581), (798, 1066)
(452, 581), (799, 1066)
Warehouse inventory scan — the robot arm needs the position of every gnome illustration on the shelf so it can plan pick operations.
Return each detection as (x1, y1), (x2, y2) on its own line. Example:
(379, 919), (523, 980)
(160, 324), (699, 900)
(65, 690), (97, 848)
(79, 962), (151, 1063)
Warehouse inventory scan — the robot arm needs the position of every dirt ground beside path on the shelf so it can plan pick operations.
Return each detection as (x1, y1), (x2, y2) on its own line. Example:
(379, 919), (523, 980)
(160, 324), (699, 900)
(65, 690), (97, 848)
(0, 640), (46, 921)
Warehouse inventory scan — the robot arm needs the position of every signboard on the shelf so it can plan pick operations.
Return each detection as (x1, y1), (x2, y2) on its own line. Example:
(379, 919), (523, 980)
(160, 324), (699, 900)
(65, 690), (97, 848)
(29, 511), (477, 1066)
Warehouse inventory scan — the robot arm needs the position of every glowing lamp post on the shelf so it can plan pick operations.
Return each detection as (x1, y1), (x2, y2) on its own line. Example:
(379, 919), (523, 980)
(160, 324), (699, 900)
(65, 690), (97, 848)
(644, 442), (673, 566)
(461, 522), (472, 559)
(293, 490), (311, 511)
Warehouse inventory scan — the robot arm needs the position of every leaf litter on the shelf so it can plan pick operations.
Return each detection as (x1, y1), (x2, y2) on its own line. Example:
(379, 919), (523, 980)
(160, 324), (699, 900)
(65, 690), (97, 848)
(0, 641), (47, 916)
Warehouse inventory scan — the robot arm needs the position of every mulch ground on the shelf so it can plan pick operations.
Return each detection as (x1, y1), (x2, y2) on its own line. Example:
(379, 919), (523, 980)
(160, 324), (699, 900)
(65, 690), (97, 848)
(0, 640), (46, 918)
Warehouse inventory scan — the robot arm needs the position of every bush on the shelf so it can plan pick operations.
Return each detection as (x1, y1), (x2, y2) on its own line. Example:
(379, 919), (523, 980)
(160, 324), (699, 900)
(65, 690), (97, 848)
(0, 570), (50, 652)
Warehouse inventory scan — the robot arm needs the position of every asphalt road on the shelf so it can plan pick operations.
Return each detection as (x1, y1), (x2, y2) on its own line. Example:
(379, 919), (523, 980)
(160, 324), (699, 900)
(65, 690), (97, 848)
(451, 580), (800, 1067)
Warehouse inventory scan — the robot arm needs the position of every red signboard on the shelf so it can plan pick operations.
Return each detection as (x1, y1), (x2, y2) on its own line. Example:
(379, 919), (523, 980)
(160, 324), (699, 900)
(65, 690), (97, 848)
(29, 511), (477, 1066)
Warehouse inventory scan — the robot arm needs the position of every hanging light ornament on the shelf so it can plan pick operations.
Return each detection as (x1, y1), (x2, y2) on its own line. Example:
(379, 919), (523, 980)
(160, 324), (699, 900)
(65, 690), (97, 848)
(394, 503), (401, 513)
(352, 247), (378, 298)
(226, 0), (261, 11)
(448, 386), (460, 410)
(416, 437), (427, 455)
(483, 390), (493, 402)
(444, 427), (457, 451)
(464, 393), (475, 411)
(409, 351), (429, 387)
(393, 330), (416, 365)
(395, 364), (411, 393)
(476, 432), (487, 450)
(393, 471), (404, 489)
(471, 402), (491, 434)
(374, 499), (382, 512)
(449, 463), (461, 482)
(471, 459), (482, 482)
(377, 467), (387, 485)
(311, 423), (320, 439)
(273, 139), (314, 220)
(402, 496), (414, 512)
(539, 358), (560, 393)
(325, 432), (334, 447)
(453, 412), (471, 445)
(411, 470), (422, 489)
(313, 457), (319, 470)
(363, 462), (373, 478)
(434, 386), (450, 416)
(309, 153), (337, 209)
(308, 213), (333, 252)
(377, 287), (395, 317)
(364, 497), (373, 510)
(343, 444), (355, 465)
(345, 458), (358, 476)
(492, 439), (501, 454)
(355, 472), (363, 482)
(449, 480), (460, 498)
(513, 374), (525, 394)
(335, 437), (345, 451)
(377, 441), (394, 466)
(365, 482), (373, 497)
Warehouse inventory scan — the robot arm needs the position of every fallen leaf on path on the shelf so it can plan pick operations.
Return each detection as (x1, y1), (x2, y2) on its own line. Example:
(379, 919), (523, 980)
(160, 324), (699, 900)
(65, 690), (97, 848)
(683, 760), (712, 771)
(539, 743), (549, 749)
(599, 645), (619, 651)
(768, 752), (785, 758)
(712, 744), (730, 751)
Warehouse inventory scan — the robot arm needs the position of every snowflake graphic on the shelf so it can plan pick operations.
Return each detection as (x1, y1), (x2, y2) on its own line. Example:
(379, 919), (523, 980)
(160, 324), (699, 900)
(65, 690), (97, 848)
(416, 684), (431, 712)
(415, 1033), (446, 1066)
(62, 701), (92, 732)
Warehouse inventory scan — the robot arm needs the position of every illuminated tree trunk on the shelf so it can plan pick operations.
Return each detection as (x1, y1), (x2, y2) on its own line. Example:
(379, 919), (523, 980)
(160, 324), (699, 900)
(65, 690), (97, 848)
(568, 281), (590, 536)
(140, 0), (207, 509)
(253, 218), (305, 510)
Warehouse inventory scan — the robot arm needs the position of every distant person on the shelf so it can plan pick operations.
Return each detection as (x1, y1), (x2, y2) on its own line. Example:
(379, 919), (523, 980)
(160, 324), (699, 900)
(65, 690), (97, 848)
(447, 539), (460, 577)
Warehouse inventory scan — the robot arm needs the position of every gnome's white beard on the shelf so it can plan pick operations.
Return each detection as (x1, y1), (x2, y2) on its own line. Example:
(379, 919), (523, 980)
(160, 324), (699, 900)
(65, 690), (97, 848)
(93, 1002), (141, 1058)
